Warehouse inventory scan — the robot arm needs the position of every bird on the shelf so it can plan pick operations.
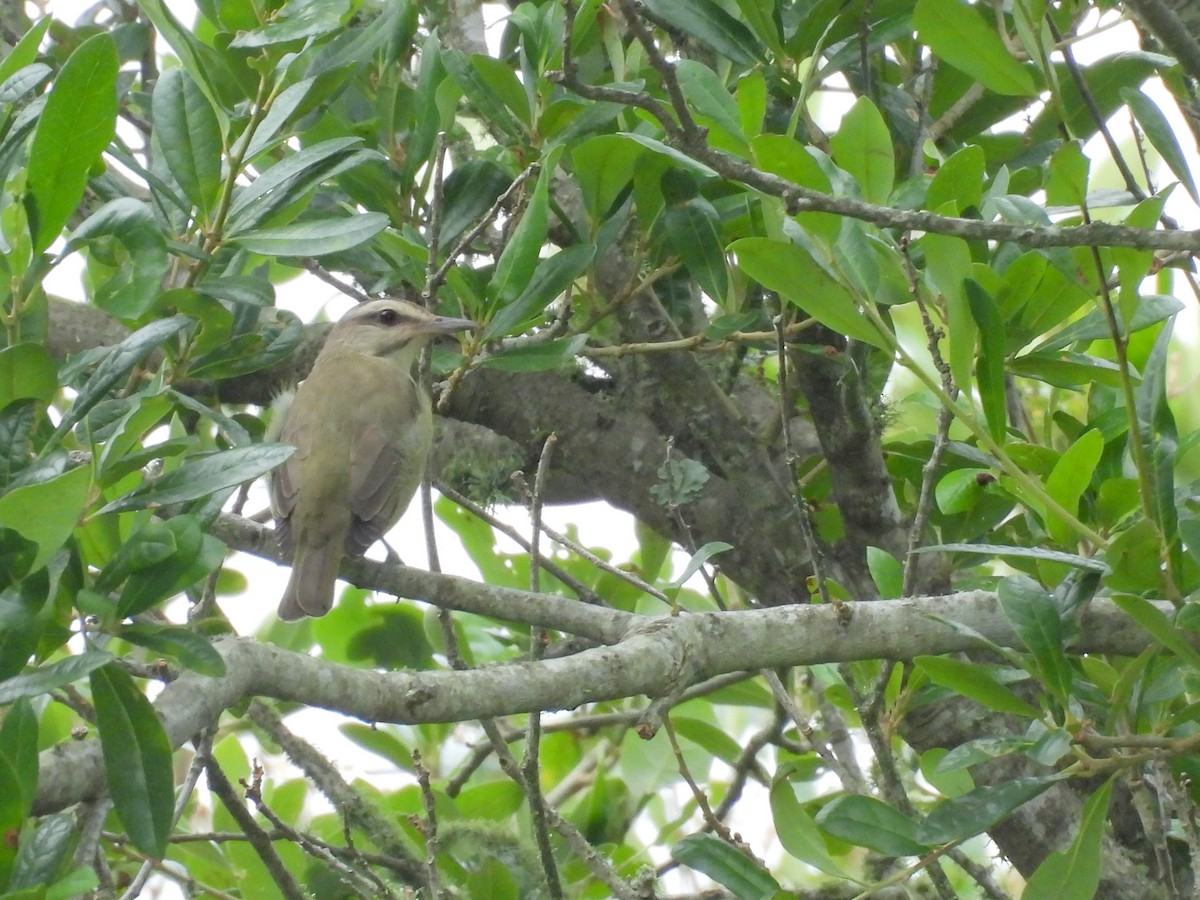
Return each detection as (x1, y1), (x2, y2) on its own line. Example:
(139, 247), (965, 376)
(268, 298), (475, 620)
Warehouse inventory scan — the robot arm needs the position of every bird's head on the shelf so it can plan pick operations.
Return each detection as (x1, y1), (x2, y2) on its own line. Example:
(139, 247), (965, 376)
(324, 298), (476, 369)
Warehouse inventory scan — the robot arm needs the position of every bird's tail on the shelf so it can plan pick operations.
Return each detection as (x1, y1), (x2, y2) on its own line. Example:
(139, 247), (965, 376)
(278, 541), (342, 620)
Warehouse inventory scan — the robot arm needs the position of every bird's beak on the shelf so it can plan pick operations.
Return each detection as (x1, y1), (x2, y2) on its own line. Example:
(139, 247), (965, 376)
(420, 315), (477, 337)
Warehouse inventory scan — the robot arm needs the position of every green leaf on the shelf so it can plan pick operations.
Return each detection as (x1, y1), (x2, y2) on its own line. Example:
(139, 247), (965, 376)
(639, 0), (763, 67)
(0, 18), (52, 87)
(915, 0), (1036, 97)
(481, 335), (587, 372)
(438, 159), (512, 247)
(1112, 595), (1200, 670)
(0, 466), (91, 572)
(866, 546), (904, 599)
(676, 60), (748, 150)
(917, 775), (1060, 845)
(1008, 352), (1124, 390)
(470, 55), (533, 127)
(661, 199), (729, 305)
(669, 541), (733, 589)
(673, 717), (744, 765)
(927, 145), (985, 213)
(229, 0), (349, 47)
(232, 214), (389, 257)
(55, 315), (192, 439)
(998, 575), (1073, 701)
(914, 656), (1038, 717)
(1044, 429), (1103, 544)
(570, 135), (642, 220)
(731, 238), (891, 349)
(441, 49), (528, 139)
(815, 795), (927, 856)
(25, 33), (119, 252)
(1022, 780), (1111, 900)
(90, 664), (174, 858)
(226, 138), (381, 232)
(1044, 142), (1090, 209)
(62, 199), (171, 320)
(0, 344), (57, 408)
(1034, 293), (1183, 353)
(483, 244), (595, 340)
(671, 833), (780, 900)
(966, 280), (1007, 444)
(99, 443), (295, 514)
(117, 518), (226, 617)
(0, 651), (114, 704)
(491, 151), (560, 308)
(935, 468), (992, 515)
(1122, 88), (1199, 204)
(829, 96), (894, 204)
(8, 813), (77, 891)
(619, 133), (719, 177)
(913, 543), (1109, 573)
(136, 0), (240, 112)
(120, 624), (226, 677)
(922, 233), (974, 392)
(0, 698), (38, 821)
(768, 780), (851, 879)
(152, 68), (223, 220)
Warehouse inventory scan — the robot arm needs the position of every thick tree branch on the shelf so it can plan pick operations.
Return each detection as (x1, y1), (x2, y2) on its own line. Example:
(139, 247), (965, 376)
(34, 593), (1171, 816)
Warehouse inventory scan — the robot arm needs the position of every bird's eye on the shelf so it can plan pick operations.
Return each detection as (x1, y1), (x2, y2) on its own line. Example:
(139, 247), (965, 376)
(377, 308), (399, 326)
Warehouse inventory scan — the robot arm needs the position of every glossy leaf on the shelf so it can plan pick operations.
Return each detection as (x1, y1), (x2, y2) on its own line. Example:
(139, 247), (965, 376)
(966, 280), (1007, 444)
(1113, 595), (1200, 670)
(1022, 779), (1110, 900)
(914, 656), (1038, 717)
(639, 0), (762, 66)
(152, 68), (223, 220)
(229, 0), (349, 47)
(0, 466), (91, 572)
(676, 60), (748, 150)
(481, 335), (587, 372)
(491, 151), (561, 307)
(233, 214), (389, 257)
(25, 33), (118, 252)
(55, 315), (192, 439)
(120, 624), (227, 677)
(671, 833), (780, 899)
(927, 145), (985, 213)
(99, 443), (294, 515)
(484, 244), (595, 340)
(866, 546), (903, 599)
(998, 575), (1074, 701)
(0, 698), (38, 820)
(915, 0), (1036, 96)
(815, 795), (927, 856)
(830, 96), (894, 204)
(661, 199), (729, 305)
(1122, 88), (1199, 204)
(917, 775), (1060, 845)
(90, 664), (175, 858)
(731, 238), (891, 349)
(0, 651), (114, 705)
(0, 344), (57, 409)
(1044, 429), (1103, 544)
(769, 779), (851, 879)
(63, 198), (171, 319)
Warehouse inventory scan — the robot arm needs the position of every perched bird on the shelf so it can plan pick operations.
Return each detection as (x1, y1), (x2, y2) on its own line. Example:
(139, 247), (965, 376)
(268, 298), (475, 620)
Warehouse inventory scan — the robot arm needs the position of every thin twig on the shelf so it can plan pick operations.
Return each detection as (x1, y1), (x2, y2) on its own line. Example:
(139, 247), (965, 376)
(523, 435), (565, 899)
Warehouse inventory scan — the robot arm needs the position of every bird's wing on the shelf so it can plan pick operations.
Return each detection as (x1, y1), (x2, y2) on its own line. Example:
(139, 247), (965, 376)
(345, 422), (407, 557)
(269, 417), (308, 553)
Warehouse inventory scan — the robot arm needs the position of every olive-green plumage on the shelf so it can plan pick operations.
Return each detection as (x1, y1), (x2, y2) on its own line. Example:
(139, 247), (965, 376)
(269, 299), (474, 620)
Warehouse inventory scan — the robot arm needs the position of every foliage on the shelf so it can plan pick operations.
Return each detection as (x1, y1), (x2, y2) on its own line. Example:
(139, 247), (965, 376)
(1, 0), (1199, 897)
